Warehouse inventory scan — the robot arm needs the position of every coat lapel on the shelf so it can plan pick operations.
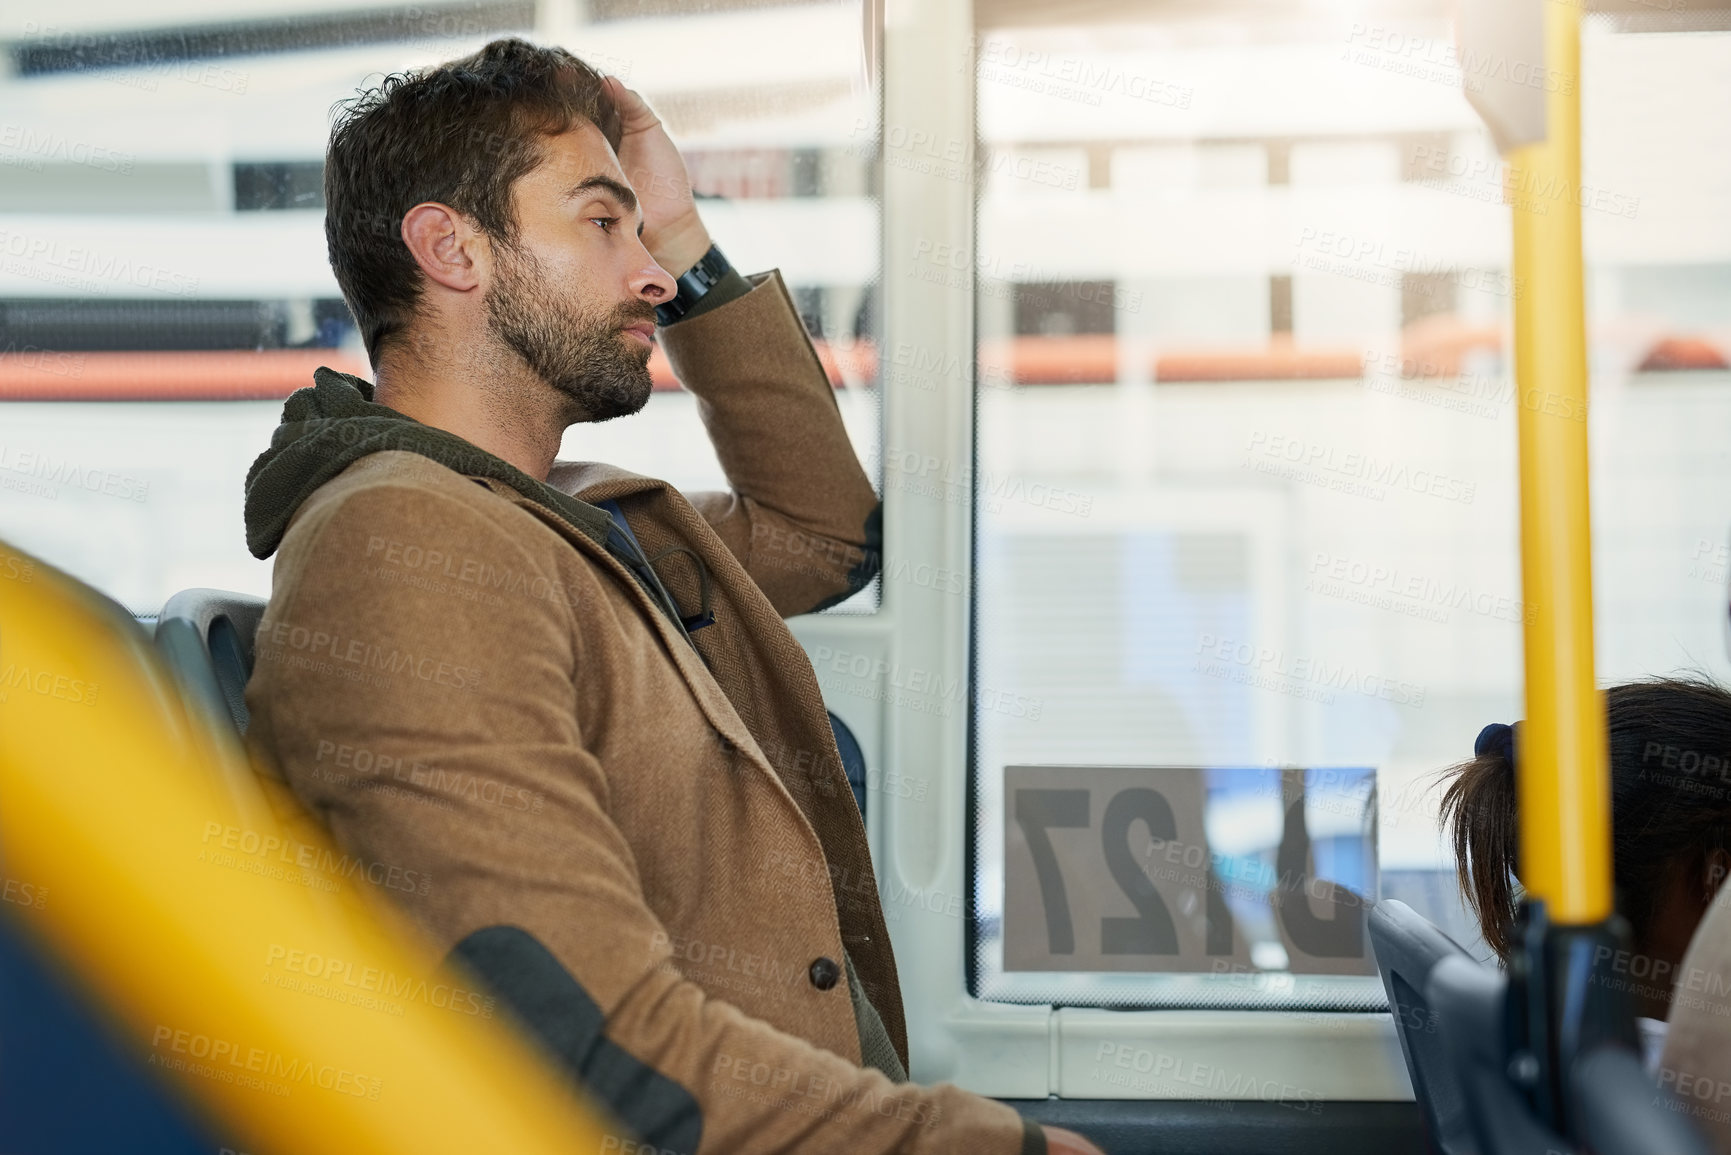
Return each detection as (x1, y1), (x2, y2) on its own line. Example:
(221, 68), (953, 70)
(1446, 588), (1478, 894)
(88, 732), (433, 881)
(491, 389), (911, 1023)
(539, 463), (908, 1062)
(471, 477), (760, 761)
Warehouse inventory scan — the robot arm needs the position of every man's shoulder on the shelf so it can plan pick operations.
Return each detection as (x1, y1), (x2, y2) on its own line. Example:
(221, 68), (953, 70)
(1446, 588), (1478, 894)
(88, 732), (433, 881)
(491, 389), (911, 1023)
(283, 451), (558, 565)
(545, 459), (662, 502)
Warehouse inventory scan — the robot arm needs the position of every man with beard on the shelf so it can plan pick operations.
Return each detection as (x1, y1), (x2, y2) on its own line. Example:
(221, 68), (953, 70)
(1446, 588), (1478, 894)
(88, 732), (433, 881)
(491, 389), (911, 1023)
(242, 37), (1097, 1155)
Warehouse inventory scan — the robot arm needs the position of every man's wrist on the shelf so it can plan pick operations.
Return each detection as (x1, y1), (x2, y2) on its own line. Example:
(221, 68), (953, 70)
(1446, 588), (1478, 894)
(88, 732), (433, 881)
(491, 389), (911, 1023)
(655, 244), (740, 327)
(650, 215), (713, 280)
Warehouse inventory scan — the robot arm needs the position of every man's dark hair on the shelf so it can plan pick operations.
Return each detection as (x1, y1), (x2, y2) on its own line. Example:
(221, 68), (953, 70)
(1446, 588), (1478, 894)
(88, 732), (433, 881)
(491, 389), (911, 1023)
(325, 38), (623, 363)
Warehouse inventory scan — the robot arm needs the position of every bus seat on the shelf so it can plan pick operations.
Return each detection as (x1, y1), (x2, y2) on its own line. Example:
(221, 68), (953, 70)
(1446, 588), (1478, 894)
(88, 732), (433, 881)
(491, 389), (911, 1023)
(1658, 885), (1731, 1152)
(154, 589), (265, 736)
(828, 709), (868, 820)
(1368, 899), (1478, 1154)
(1427, 954), (1711, 1155)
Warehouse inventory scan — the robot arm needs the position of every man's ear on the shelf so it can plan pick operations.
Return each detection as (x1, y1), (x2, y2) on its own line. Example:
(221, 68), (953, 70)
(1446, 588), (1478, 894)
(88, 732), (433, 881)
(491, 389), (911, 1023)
(401, 202), (485, 293)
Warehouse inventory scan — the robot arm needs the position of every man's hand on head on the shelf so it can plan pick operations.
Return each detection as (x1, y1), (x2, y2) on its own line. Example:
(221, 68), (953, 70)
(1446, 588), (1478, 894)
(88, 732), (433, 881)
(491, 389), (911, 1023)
(603, 76), (712, 278)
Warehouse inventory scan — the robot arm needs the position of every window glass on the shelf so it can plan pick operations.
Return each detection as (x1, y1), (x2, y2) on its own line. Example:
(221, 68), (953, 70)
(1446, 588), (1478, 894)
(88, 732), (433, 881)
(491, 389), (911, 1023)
(0, 0), (881, 614)
(969, 10), (1731, 1007)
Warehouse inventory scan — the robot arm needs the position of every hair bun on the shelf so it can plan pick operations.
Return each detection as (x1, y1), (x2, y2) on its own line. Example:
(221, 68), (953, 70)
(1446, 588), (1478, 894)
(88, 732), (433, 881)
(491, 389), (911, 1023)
(1475, 722), (1517, 765)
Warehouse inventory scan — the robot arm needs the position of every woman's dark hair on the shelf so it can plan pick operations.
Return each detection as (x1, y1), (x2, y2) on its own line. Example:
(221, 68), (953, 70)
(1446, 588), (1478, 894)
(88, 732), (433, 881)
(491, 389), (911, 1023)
(324, 38), (623, 363)
(1440, 677), (1731, 962)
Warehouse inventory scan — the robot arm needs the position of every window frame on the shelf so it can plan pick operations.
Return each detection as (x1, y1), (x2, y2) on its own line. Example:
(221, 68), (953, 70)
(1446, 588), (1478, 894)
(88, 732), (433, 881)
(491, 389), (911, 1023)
(795, 0), (1413, 1105)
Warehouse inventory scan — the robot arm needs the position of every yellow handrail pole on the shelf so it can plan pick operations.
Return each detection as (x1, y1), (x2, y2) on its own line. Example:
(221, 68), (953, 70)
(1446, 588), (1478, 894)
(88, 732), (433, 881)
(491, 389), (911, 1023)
(0, 547), (617, 1155)
(1506, 0), (1612, 926)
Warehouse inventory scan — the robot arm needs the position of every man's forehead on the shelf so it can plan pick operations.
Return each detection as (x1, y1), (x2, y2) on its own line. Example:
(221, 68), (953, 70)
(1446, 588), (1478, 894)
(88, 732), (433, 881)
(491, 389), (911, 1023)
(530, 122), (632, 198)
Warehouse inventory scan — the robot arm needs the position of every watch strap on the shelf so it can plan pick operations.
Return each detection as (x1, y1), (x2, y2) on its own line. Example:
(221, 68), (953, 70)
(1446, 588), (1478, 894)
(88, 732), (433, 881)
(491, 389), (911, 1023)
(655, 244), (734, 326)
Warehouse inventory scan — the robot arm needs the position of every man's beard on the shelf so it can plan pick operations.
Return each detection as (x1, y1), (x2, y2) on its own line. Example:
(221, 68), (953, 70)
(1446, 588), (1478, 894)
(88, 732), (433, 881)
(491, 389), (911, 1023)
(485, 243), (657, 423)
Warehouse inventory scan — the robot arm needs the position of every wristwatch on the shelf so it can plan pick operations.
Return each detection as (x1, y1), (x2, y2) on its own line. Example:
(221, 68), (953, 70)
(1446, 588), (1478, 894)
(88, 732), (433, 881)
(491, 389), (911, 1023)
(655, 243), (734, 327)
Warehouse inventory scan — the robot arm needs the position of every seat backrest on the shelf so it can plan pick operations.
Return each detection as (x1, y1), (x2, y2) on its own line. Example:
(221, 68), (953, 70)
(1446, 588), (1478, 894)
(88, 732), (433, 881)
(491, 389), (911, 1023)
(1429, 954), (1711, 1155)
(154, 588), (265, 735)
(1427, 955), (1575, 1155)
(827, 709), (868, 821)
(1369, 898), (1478, 1154)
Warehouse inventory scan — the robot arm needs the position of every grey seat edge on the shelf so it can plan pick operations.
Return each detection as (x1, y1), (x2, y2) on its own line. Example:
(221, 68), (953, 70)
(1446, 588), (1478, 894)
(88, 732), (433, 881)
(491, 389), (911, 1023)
(155, 588), (266, 737)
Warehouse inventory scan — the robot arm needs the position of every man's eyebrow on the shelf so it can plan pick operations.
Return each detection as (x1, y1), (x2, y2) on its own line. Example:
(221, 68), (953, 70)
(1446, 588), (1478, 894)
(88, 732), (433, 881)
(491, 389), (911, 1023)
(566, 175), (639, 216)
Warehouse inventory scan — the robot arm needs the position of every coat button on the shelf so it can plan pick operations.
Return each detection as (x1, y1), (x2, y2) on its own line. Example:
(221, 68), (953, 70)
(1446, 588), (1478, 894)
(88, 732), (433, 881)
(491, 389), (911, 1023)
(808, 956), (841, 991)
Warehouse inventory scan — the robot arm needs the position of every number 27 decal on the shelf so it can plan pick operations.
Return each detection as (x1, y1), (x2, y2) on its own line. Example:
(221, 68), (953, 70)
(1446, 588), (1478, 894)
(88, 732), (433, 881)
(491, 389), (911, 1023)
(1004, 767), (1373, 973)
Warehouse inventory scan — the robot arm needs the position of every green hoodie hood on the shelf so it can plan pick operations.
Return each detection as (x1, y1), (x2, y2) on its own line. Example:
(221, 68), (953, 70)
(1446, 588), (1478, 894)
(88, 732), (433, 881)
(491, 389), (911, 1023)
(243, 367), (614, 560)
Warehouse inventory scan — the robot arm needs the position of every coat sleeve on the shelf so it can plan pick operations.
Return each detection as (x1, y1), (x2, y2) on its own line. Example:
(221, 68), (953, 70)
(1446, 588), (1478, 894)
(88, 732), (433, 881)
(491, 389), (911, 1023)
(244, 483), (1033, 1155)
(657, 270), (882, 618)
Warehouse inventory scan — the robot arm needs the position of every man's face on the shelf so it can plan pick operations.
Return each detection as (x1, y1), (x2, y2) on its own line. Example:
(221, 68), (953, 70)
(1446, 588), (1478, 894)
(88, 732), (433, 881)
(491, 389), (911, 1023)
(484, 122), (668, 423)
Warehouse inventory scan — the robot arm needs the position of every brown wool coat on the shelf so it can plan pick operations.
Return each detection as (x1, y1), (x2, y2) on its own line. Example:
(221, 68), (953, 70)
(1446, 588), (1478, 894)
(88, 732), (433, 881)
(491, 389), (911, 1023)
(244, 272), (1032, 1154)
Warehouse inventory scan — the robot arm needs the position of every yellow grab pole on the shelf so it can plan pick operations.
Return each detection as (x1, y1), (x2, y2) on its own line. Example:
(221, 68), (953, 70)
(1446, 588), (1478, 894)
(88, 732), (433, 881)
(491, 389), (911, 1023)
(1506, 0), (1611, 925)
(0, 545), (617, 1155)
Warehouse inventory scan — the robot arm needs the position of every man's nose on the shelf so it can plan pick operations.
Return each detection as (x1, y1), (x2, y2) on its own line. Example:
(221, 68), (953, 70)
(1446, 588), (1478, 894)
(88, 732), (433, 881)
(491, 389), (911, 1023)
(630, 246), (677, 304)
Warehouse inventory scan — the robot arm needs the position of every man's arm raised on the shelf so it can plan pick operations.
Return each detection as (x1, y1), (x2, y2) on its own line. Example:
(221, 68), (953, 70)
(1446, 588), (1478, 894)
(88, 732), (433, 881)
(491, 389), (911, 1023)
(606, 78), (882, 617)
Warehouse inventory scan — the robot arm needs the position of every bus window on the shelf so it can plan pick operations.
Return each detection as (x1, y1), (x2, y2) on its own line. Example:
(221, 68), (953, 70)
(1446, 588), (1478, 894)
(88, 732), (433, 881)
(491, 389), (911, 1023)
(0, 1), (881, 616)
(922, 0), (1729, 1105)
